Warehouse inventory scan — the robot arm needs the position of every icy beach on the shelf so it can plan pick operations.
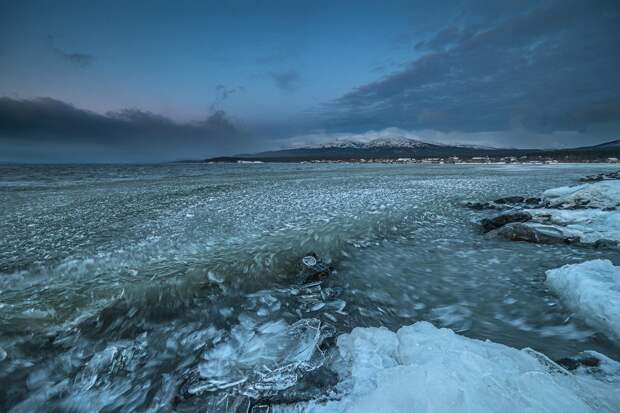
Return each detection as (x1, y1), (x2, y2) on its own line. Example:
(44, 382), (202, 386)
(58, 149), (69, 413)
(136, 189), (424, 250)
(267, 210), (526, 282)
(1, 163), (620, 412)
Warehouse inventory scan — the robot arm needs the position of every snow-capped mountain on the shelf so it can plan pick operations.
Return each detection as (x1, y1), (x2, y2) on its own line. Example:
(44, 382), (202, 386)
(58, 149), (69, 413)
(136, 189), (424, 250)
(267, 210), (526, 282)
(296, 137), (436, 149)
(297, 136), (495, 150)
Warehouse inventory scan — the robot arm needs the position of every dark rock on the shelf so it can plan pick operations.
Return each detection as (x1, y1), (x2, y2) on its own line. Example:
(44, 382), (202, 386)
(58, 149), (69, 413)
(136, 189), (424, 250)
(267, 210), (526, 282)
(491, 223), (580, 244)
(461, 200), (500, 210)
(493, 196), (525, 204)
(464, 196), (542, 211)
(480, 211), (532, 233)
(592, 239), (619, 249)
(556, 356), (601, 371)
(556, 357), (580, 371)
(579, 171), (620, 183)
(298, 253), (332, 284)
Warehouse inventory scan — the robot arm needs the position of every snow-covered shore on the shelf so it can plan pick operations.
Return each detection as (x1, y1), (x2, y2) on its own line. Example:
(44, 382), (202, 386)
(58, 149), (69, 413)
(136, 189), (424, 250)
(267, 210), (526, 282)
(280, 322), (620, 413)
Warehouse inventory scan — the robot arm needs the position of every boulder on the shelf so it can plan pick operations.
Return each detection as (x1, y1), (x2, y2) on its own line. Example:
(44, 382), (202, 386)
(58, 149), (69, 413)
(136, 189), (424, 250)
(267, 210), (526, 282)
(592, 239), (619, 249)
(298, 253), (332, 284)
(491, 223), (580, 244)
(480, 211), (532, 233)
(556, 356), (601, 371)
(493, 196), (525, 204)
(461, 200), (501, 210)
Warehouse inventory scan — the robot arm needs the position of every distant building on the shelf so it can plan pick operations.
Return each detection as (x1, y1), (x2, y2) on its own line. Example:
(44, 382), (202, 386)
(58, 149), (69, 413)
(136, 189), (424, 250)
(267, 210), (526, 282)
(471, 156), (491, 163)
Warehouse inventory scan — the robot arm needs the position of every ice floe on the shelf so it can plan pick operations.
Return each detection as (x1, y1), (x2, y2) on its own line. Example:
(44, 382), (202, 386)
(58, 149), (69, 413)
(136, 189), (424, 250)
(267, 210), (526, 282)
(546, 260), (620, 341)
(289, 321), (620, 413)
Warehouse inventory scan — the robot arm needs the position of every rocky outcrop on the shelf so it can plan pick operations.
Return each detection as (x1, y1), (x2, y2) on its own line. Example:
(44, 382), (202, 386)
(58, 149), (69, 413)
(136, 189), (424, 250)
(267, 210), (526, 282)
(579, 170), (620, 183)
(493, 196), (525, 204)
(480, 211), (532, 233)
(461, 200), (503, 210)
(489, 223), (580, 245)
(462, 196), (542, 211)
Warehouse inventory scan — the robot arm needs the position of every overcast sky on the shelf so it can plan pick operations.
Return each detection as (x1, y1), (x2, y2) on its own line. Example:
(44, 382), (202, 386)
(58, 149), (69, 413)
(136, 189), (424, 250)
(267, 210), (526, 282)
(1, 0), (619, 162)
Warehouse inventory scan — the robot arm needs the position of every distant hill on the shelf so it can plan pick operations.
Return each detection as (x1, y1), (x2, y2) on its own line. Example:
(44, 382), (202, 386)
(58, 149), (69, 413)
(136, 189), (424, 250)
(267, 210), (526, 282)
(202, 137), (620, 163)
(581, 138), (620, 149)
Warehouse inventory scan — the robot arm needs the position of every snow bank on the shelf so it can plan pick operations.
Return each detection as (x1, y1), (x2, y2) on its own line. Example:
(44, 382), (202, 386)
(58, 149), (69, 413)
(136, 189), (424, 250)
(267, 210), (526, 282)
(546, 260), (620, 341)
(543, 180), (620, 209)
(295, 321), (620, 413)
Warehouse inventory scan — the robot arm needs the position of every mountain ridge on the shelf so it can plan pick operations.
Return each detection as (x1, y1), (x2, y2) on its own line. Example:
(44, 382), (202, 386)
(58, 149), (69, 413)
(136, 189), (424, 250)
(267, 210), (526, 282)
(290, 136), (499, 151)
(202, 137), (620, 163)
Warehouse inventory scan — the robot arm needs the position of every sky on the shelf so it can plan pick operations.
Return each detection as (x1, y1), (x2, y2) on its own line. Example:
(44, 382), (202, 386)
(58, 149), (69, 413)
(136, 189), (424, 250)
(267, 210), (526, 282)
(0, 0), (619, 162)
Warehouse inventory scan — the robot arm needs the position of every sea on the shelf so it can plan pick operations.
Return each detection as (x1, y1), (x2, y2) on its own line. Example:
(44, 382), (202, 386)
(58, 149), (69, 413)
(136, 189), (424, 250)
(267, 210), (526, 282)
(1, 162), (619, 411)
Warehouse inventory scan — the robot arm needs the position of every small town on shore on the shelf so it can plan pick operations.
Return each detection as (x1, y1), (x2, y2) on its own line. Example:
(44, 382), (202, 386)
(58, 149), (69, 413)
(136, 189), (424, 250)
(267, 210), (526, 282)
(232, 155), (620, 165)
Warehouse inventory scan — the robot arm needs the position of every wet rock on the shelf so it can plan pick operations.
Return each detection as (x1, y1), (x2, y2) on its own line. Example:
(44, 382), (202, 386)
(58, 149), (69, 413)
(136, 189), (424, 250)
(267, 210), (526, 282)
(556, 356), (601, 371)
(298, 253), (333, 284)
(592, 239), (619, 249)
(463, 196), (543, 211)
(493, 196), (525, 204)
(490, 223), (580, 245)
(461, 200), (501, 210)
(579, 171), (620, 183)
(480, 211), (532, 233)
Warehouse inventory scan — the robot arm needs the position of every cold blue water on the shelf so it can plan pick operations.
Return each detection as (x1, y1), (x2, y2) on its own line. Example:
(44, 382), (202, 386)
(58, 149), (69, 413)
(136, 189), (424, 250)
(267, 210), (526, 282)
(1, 163), (619, 411)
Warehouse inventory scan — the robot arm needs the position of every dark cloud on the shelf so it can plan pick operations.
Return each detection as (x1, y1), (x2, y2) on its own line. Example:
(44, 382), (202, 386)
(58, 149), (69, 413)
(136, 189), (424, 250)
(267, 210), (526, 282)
(0, 97), (252, 162)
(209, 84), (244, 111)
(327, 0), (620, 140)
(47, 36), (94, 67)
(54, 49), (93, 66)
(270, 69), (301, 92)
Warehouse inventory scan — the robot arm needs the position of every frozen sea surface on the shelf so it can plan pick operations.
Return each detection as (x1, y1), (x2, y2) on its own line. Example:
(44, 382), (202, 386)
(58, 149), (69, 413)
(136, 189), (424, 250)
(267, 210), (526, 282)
(1, 163), (620, 411)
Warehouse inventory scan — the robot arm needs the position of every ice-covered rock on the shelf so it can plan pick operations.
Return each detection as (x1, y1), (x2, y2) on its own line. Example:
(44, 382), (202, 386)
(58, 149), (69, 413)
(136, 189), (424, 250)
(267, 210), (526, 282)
(291, 322), (620, 413)
(579, 170), (620, 183)
(528, 208), (620, 245)
(546, 260), (620, 341)
(543, 180), (620, 209)
(479, 181), (620, 246)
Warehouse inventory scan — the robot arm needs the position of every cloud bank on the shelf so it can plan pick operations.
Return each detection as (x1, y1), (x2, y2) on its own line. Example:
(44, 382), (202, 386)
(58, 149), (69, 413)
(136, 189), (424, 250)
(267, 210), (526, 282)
(0, 97), (251, 162)
(325, 0), (620, 143)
